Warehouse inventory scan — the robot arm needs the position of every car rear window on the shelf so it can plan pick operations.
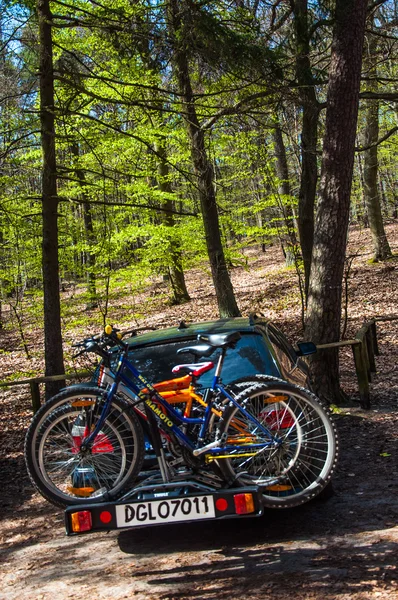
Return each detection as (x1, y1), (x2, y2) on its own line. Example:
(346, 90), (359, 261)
(127, 333), (280, 387)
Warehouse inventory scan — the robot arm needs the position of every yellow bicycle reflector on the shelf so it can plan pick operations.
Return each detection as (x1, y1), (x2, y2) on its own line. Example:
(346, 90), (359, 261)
(264, 395), (288, 404)
(234, 493), (255, 515)
(71, 400), (96, 407)
(70, 511), (92, 533)
(66, 486), (96, 497)
(104, 325), (113, 335)
(265, 484), (293, 492)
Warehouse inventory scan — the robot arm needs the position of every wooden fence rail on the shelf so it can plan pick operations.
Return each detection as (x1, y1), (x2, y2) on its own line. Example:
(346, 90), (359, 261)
(1, 316), (396, 412)
(0, 371), (91, 414)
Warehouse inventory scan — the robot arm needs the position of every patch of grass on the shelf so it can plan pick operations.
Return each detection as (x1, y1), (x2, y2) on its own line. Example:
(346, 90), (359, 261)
(4, 370), (38, 382)
(64, 315), (98, 330)
(269, 294), (301, 311)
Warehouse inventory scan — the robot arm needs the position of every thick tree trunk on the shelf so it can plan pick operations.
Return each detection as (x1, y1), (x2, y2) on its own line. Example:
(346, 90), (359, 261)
(304, 0), (368, 404)
(363, 34), (392, 262)
(292, 0), (320, 301)
(37, 0), (65, 397)
(167, 0), (240, 318)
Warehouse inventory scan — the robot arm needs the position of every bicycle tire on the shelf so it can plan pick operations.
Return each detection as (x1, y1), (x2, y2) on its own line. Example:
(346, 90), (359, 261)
(25, 386), (145, 508)
(217, 381), (338, 509)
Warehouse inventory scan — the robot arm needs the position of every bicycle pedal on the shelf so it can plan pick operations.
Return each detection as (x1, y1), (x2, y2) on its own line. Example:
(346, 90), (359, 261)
(192, 440), (220, 457)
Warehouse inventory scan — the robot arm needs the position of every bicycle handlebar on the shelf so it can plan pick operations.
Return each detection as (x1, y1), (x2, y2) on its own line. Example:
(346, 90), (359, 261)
(72, 325), (128, 362)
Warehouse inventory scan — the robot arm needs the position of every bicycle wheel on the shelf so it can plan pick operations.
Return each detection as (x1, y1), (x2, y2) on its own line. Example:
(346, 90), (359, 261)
(217, 381), (338, 509)
(25, 386), (145, 508)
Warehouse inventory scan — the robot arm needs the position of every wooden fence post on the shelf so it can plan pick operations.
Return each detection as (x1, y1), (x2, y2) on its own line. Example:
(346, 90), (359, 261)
(365, 329), (376, 373)
(352, 342), (370, 409)
(29, 381), (41, 413)
(369, 320), (379, 356)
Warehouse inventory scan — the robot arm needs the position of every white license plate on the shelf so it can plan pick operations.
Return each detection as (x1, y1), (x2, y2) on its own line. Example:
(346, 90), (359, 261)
(115, 495), (215, 528)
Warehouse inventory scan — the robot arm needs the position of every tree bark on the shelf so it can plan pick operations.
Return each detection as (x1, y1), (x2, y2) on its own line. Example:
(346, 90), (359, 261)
(167, 0), (240, 318)
(37, 0), (65, 397)
(304, 0), (368, 404)
(363, 34), (392, 261)
(292, 0), (320, 300)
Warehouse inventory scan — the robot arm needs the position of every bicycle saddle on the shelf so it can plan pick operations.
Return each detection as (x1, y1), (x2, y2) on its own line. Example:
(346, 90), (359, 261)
(172, 361), (214, 377)
(197, 331), (241, 348)
(177, 344), (214, 358)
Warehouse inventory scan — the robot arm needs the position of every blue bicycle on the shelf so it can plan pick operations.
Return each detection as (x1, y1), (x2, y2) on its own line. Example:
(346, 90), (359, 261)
(25, 326), (338, 509)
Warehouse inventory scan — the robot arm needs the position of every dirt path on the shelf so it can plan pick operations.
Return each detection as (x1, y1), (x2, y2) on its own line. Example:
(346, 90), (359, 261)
(2, 405), (398, 600)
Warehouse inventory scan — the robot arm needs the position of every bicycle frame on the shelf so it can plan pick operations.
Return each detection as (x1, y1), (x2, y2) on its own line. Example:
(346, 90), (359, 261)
(82, 348), (280, 458)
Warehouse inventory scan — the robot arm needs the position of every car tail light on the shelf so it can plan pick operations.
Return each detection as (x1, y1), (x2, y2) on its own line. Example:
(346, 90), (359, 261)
(234, 493), (255, 515)
(70, 511), (92, 533)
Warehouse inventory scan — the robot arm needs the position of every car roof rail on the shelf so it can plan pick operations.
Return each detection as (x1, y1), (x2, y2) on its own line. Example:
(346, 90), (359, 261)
(121, 326), (157, 338)
(249, 313), (260, 326)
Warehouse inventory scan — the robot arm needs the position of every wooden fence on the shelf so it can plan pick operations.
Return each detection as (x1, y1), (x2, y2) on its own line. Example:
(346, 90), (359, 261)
(0, 371), (91, 413)
(0, 316), (396, 412)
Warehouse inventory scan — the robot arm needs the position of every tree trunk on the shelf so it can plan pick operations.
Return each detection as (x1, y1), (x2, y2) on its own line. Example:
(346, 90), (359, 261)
(272, 118), (299, 266)
(292, 0), (320, 301)
(304, 0), (368, 404)
(363, 34), (392, 261)
(71, 144), (98, 308)
(156, 139), (190, 304)
(167, 0), (240, 318)
(37, 0), (65, 397)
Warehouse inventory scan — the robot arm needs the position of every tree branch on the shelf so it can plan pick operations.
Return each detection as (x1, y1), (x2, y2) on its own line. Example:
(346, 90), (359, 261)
(360, 91), (398, 101)
(355, 126), (398, 152)
(25, 196), (198, 217)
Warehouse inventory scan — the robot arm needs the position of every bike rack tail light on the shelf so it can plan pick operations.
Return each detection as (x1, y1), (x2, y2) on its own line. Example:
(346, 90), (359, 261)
(233, 493), (255, 515)
(70, 510), (93, 533)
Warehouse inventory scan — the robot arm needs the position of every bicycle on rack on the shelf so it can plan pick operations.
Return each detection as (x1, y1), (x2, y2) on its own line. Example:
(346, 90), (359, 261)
(25, 325), (338, 511)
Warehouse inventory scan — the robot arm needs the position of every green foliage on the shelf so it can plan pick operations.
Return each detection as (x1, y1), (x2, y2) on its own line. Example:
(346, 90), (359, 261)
(1, 0), (397, 368)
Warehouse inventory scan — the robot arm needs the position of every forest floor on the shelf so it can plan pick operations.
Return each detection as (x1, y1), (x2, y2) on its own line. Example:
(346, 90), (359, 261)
(0, 222), (397, 600)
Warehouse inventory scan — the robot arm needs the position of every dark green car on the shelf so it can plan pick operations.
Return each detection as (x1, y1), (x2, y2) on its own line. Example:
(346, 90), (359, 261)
(118, 314), (316, 389)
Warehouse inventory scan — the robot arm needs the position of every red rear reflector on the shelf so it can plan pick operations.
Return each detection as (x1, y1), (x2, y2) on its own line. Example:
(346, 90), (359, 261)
(100, 510), (112, 524)
(234, 493), (255, 515)
(70, 510), (92, 532)
(72, 433), (114, 454)
(215, 498), (228, 512)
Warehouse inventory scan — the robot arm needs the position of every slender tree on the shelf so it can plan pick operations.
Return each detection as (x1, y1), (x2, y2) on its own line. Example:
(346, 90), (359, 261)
(291, 0), (321, 300)
(272, 117), (299, 265)
(362, 31), (392, 261)
(155, 136), (190, 304)
(166, 0), (240, 317)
